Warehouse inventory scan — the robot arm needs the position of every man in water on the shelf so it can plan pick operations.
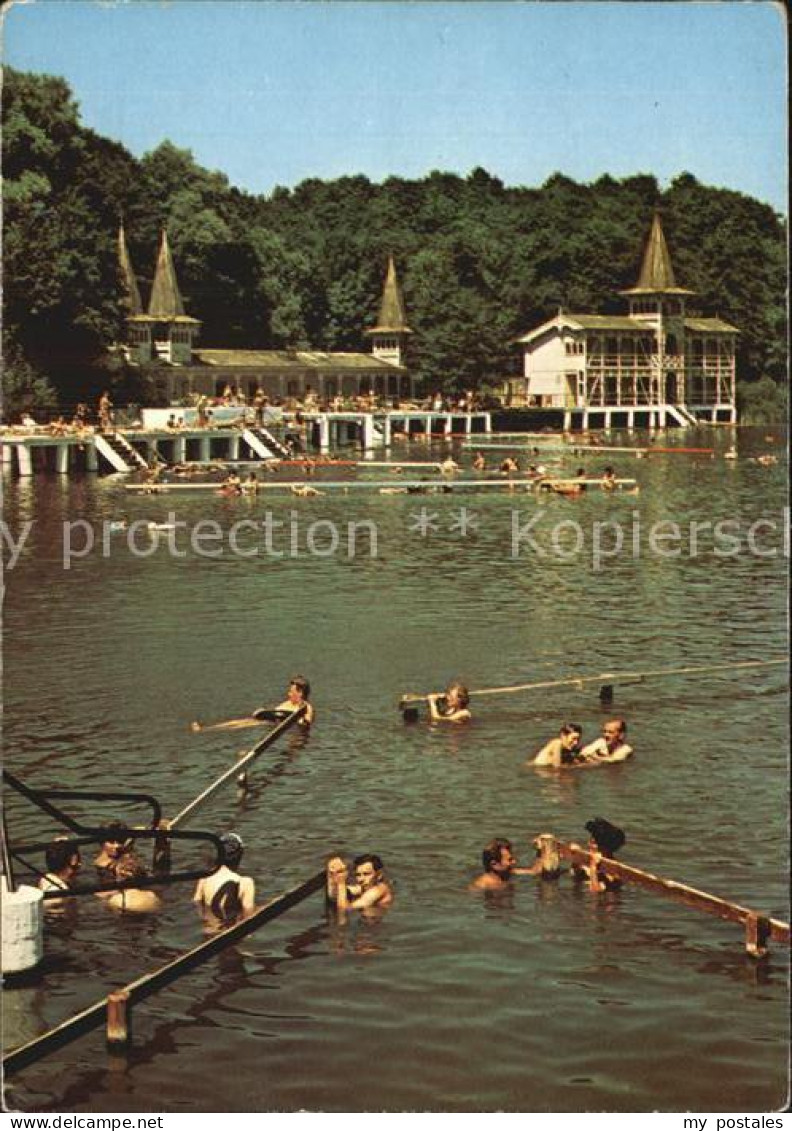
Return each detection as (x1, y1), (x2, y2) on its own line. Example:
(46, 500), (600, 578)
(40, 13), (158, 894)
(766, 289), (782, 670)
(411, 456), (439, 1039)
(39, 838), (82, 895)
(469, 837), (539, 890)
(193, 832), (256, 924)
(328, 853), (393, 912)
(579, 718), (633, 763)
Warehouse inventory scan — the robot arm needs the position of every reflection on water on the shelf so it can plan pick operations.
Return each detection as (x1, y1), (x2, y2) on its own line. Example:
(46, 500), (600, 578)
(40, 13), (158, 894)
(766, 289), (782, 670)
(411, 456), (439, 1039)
(2, 428), (789, 1112)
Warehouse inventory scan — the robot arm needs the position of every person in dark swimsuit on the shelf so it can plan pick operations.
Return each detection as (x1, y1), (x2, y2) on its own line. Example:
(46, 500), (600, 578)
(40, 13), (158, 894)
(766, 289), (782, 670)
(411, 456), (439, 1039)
(193, 832), (255, 925)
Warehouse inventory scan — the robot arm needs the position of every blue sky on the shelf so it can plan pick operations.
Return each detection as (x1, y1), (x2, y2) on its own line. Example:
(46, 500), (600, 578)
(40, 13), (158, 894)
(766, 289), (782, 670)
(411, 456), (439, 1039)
(3, 1), (787, 212)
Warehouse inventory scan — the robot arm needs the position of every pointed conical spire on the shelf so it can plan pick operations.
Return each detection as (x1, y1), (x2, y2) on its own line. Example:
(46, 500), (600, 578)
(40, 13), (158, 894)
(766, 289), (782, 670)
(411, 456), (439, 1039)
(118, 223), (143, 315)
(621, 211), (694, 296)
(636, 211), (677, 290)
(148, 229), (185, 317)
(370, 256), (411, 332)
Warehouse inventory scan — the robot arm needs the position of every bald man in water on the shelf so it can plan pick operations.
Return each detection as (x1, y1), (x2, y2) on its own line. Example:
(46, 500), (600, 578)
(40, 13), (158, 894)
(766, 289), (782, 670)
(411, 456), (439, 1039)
(579, 718), (633, 763)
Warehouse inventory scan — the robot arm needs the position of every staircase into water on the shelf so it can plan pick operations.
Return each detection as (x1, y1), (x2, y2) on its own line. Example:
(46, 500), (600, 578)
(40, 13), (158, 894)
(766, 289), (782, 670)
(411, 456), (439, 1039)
(243, 427), (291, 460)
(94, 432), (149, 472)
(667, 405), (699, 428)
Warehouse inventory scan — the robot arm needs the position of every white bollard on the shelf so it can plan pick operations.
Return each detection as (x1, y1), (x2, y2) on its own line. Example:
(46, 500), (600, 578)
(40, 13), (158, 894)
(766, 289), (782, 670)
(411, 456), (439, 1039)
(1, 878), (44, 975)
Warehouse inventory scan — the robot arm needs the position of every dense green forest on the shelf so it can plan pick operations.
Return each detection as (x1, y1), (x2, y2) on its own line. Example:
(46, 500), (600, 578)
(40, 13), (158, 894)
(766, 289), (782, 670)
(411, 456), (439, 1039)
(2, 67), (787, 421)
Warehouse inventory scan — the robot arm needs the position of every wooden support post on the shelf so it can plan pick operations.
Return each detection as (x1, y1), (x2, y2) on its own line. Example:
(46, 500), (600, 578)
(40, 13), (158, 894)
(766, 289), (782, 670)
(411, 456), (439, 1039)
(745, 913), (771, 959)
(106, 991), (131, 1049)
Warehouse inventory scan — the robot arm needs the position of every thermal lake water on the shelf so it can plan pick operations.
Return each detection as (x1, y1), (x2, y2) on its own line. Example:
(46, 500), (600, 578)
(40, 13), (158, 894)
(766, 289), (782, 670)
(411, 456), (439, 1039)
(2, 427), (788, 1112)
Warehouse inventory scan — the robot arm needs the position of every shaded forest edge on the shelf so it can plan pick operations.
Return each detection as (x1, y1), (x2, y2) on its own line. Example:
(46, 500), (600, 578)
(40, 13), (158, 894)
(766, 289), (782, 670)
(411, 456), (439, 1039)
(2, 67), (787, 424)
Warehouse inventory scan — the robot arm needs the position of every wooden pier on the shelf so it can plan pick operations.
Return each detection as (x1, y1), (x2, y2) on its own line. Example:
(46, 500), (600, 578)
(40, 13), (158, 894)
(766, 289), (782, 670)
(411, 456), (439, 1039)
(1, 409), (492, 477)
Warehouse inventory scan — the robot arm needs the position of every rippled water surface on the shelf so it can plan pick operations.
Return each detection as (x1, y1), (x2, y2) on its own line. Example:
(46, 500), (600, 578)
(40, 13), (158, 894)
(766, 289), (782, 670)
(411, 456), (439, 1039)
(2, 428), (789, 1112)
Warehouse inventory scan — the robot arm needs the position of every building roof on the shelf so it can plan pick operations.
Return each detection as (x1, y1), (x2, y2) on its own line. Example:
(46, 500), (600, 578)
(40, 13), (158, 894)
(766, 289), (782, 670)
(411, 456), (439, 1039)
(148, 229), (198, 320)
(684, 316), (740, 334)
(366, 256), (412, 334)
(516, 311), (739, 346)
(620, 211), (695, 296)
(515, 313), (650, 344)
(117, 224), (143, 315)
(193, 349), (404, 371)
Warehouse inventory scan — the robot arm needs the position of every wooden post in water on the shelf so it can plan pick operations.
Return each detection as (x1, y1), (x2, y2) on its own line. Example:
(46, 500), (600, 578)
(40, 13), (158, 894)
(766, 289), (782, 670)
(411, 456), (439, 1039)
(745, 913), (771, 959)
(106, 991), (131, 1048)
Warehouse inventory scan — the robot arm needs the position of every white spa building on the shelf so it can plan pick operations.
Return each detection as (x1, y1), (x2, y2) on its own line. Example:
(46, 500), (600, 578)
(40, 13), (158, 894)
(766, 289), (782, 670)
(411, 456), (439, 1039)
(515, 213), (738, 428)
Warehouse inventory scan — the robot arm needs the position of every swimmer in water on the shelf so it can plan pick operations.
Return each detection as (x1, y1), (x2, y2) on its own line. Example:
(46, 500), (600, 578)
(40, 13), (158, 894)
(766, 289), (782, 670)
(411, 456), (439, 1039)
(193, 832), (255, 924)
(428, 681), (472, 723)
(579, 718), (633, 763)
(329, 853), (393, 912)
(275, 675), (314, 726)
(530, 722), (585, 768)
(468, 838), (539, 890)
(39, 838), (82, 896)
(570, 817), (625, 892)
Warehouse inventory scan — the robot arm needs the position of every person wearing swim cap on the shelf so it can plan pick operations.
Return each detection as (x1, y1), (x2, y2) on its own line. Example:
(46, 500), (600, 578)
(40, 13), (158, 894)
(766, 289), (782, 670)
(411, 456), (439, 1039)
(571, 817), (626, 893)
(194, 832), (256, 925)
